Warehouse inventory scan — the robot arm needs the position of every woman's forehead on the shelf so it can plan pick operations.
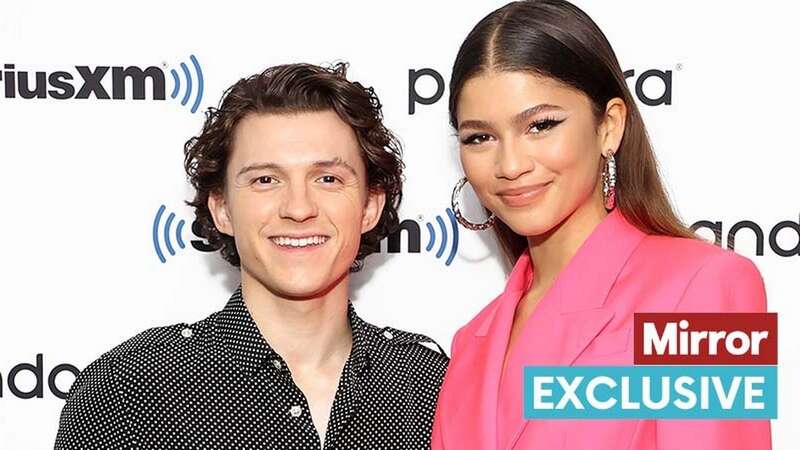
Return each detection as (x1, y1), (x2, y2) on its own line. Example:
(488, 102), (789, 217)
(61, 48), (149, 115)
(457, 71), (590, 122)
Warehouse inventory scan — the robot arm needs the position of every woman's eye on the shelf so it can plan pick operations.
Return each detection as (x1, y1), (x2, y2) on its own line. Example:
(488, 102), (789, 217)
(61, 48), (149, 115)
(461, 133), (491, 145)
(528, 118), (564, 134)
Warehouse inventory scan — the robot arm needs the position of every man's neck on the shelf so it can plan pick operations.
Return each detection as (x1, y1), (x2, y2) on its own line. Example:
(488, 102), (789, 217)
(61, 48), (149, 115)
(239, 269), (353, 371)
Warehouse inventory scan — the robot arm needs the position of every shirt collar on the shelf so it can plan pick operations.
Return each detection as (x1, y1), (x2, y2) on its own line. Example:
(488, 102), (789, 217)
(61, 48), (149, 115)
(214, 284), (375, 378)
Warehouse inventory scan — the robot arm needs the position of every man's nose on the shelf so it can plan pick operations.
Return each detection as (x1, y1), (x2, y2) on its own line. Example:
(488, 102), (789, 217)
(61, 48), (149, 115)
(278, 183), (318, 222)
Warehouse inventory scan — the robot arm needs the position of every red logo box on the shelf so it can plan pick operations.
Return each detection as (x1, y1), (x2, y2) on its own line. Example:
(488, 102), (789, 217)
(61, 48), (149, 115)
(634, 313), (777, 365)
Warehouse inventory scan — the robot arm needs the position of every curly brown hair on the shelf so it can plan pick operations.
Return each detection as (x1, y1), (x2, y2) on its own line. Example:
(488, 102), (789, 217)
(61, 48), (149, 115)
(183, 62), (404, 271)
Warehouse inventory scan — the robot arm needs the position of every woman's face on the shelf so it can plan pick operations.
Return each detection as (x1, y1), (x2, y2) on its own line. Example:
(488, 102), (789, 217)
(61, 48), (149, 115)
(455, 70), (622, 237)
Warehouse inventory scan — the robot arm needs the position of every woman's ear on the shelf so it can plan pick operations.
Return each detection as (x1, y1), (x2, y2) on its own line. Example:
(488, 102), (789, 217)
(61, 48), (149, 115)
(207, 190), (235, 237)
(600, 97), (627, 157)
(361, 188), (387, 234)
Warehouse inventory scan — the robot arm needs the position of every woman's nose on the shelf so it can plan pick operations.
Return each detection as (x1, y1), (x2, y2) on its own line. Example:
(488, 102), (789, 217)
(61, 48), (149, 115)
(495, 141), (535, 180)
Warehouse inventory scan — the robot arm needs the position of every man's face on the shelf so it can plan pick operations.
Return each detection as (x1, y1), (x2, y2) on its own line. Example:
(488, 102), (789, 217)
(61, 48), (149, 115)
(208, 110), (385, 300)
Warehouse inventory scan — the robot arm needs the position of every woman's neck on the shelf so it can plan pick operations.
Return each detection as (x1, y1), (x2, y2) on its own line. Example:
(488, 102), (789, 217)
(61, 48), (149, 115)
(526, 199), (608, 293)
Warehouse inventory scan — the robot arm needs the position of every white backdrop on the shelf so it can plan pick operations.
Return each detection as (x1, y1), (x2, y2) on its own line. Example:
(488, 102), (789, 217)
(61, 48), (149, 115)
(0, 1), (798, 448)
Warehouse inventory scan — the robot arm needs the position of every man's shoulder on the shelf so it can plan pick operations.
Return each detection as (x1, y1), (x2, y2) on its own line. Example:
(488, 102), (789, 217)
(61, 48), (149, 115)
(361, 320), (450, 369)
(97, 312), (217, 364)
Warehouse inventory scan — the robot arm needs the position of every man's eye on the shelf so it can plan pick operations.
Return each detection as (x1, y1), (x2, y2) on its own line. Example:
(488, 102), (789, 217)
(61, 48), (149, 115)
(254, 176), (276, 185)
(461, 133), (491, 145)
(317, 175), (340, 184)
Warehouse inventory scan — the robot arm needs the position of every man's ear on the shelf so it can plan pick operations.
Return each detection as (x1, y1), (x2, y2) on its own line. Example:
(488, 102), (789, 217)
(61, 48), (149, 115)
(361, 188), (386, 234)
(207, 190), (234, 237)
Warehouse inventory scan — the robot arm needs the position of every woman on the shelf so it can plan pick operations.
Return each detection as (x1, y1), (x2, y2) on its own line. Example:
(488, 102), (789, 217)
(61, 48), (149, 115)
(431, 1), (771, 449)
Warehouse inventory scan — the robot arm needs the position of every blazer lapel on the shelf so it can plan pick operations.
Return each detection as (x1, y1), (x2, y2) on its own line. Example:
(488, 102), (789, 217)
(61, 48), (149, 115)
(504, 209), (647, 450)
(463, 253), (533, 450)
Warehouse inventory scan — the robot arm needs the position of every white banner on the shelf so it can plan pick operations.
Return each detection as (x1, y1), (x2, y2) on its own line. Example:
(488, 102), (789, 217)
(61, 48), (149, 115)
(0, 1), (798, 448)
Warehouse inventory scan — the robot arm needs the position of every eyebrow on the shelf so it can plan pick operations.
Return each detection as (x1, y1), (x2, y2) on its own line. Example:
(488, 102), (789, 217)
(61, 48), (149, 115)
(458, 103), (565, 131)
(236, 156), (359, 178)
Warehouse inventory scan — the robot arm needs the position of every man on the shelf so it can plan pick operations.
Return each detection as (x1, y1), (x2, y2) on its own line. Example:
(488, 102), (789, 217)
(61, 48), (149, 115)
(55, 62), (449, 449)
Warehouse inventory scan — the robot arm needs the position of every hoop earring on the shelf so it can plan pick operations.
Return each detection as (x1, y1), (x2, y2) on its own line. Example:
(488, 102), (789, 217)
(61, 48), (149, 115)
(451, 177), (496, 230)
(602, 152), (617, 210)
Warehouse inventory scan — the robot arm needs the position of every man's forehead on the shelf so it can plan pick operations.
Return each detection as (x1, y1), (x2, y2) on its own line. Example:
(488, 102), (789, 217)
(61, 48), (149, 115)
(234, 110), (356, 141)
(230, 111), (364, 170)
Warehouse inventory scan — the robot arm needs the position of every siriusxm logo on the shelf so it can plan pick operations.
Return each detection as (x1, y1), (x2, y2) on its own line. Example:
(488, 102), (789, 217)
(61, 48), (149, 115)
(152, 204), (217, 263)
(151, 204), (460, 266)
(153, 204), (189, 263)
(168, 55), (204, 113)
(384, 208), (460, 266)
(0, 54), (204, 113)
(155, 204), (799, 263)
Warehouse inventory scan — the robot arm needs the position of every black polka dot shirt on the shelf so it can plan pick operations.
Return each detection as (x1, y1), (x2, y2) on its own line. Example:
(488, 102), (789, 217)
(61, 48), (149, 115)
(54, 285), (449, 449)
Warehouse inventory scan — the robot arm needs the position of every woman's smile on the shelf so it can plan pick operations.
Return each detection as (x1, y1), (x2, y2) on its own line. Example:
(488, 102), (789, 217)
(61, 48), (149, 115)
(496, 181), (553, 207)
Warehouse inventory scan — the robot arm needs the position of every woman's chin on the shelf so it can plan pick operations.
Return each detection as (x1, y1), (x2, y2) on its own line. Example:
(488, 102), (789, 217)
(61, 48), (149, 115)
(500, 212), (557, 238)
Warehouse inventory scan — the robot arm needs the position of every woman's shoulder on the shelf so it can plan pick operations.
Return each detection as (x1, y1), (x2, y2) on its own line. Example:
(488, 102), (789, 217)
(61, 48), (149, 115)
(640, 233), (729, 259)
(636, 233), (760, 277)
(635, 234), (766, 311)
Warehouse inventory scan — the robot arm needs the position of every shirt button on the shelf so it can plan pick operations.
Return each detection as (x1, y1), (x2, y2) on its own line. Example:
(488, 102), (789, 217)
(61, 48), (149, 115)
(383, 330), (394, 340)
(289, 405), (302, 417)
(181, 328), (193, 338)
(271, 359), (282, 370)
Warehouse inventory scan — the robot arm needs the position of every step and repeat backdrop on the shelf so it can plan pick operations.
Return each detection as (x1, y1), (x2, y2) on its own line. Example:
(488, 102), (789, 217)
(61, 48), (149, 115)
(1, 1), (798, 448)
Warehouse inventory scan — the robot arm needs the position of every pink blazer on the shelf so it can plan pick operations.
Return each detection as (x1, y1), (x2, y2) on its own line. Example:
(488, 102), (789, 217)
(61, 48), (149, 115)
(431, 209), (771, 450)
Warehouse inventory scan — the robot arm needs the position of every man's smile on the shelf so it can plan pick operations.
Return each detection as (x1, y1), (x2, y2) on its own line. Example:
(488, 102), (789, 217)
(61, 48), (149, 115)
(269, 234), (330, 251)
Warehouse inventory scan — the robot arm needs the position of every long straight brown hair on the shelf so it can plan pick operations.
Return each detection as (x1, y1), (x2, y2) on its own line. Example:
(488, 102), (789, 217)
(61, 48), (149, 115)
(449, 0), (697, 266)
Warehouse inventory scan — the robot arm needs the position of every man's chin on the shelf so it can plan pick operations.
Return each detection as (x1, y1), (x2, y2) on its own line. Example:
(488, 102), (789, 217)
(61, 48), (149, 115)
(242, 257), (351, 300)
(272, 286), (340, 302)
(263, 272), (349, 301)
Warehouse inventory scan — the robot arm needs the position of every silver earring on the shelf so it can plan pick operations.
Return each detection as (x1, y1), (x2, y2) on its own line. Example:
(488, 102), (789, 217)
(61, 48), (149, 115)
(602, 152), (617, 210)
(451, 177), (496, 230)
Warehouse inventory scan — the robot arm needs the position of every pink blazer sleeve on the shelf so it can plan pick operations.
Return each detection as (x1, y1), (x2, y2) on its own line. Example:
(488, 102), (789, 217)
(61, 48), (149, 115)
(656, 251), (772, 450)
(430, 387), (446, 449)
